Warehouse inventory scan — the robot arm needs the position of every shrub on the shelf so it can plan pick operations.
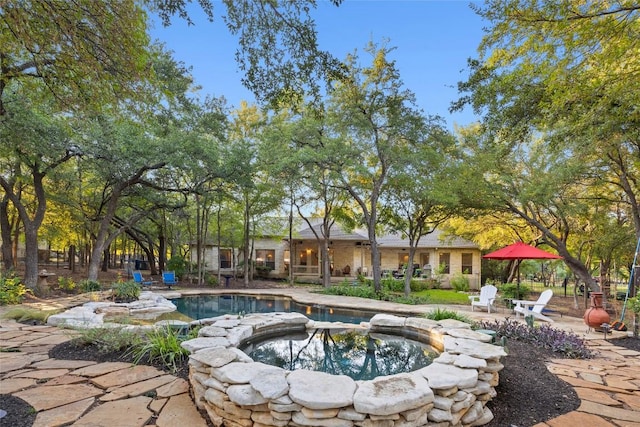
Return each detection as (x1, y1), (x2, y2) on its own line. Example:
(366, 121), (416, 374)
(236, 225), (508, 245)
(79, 279), (102, 293)
(128, 325), (189, 373)
(71, 327), (142, 353)
(204, 273), (218, 287)
(479, 318), (594, 359)
(381, 277), (404, 293)
(450, 274), (470, 292)
(499, 283), (531, 300)
(0, 275), (29, 305)
(56, 276), (76, 293)
(112, 280), (141, 302)
(388, 294), (430, 305)
(320, 283), (388, 300)
(1, 307), (59, 324)
(255, 265), (272, 278)
(166, 256), (189, 279)
(423, 307), (472, 323)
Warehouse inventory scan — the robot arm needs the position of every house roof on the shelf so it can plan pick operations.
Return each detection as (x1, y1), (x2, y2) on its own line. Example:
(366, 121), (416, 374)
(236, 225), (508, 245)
(376, 231), (479, 249)
(192, 217), (479, 250)
(293, 219), (478, 250)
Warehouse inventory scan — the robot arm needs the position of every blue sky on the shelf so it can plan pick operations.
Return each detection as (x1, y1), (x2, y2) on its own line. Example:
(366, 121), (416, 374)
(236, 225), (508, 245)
(149, 1), (486, 128)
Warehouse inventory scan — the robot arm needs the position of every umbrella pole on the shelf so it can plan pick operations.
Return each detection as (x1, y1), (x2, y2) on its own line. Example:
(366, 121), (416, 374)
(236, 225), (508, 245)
(517, 259), (521, 300)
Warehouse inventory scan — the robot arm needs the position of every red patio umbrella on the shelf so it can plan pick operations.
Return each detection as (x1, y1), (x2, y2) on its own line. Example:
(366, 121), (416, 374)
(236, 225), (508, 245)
(483, 242), (562, 299)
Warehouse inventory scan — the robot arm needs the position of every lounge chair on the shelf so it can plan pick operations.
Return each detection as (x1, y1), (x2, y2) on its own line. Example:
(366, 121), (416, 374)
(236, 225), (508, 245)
(469, 284), (498, 313)
(162, 271), (178, 289)
(132, 270), (155, 287)
(513, 289), (554, 322)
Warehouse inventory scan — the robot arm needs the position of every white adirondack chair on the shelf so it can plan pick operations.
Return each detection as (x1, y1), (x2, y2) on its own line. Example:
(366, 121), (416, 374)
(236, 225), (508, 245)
(469, 285), (498, 313)
(513, 289), (554, 322)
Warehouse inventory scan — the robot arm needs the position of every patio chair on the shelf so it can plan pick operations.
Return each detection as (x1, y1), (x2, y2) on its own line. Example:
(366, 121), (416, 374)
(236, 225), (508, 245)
(162, 271), (178, 289)
(513, 289), (554, 322)
(132, 270), (155, 287)
(469, 284), (498, 313)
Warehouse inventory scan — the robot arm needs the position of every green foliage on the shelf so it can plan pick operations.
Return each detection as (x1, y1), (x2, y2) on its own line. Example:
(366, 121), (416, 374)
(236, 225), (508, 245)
(71, 327), (142, 354)
(387, 294), (430, 305)
(204, 273), (218, 287)
(423, 308), (472, 323)
(0, 275), (29, 305)
(166, 256), (189, 279)
(320, 283), (388, 300)
(112, 280), (141, 302)
(480, 318), (594, 359)
(499, 283), (530, 300)
(424, 278), (441, 289)
(380, 277), (431, 293)
(255, 265), (272, 278)
(627, 297), (640, 315)
(128, 325), (189, 373)
(56, 276), (77, 293)
(79, 279), (102, 293)
(450, 273), (470, 292)
(1, 307), (58, 323)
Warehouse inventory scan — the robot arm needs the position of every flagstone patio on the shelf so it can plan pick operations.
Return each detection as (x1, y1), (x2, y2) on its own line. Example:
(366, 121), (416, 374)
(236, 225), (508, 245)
(0, 290), (639, 426)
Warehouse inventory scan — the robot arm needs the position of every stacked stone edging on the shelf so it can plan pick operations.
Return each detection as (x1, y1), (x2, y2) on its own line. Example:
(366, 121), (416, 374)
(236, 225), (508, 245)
(182, 312), (507, 427)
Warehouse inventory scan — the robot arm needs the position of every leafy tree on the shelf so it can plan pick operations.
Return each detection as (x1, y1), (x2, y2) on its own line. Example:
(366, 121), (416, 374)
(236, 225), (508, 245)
(326, 43), (426, 292)
(229, 103), (286, 286)
(382, 119), (461, 296)
(263, 107), (355, 288)
(0, 1), (151, 116)
(454, 1), (640, 291)
(0, 91), (80, 291)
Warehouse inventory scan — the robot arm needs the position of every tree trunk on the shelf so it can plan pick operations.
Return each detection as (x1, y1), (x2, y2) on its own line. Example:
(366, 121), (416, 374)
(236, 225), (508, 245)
(101, 247), (109, 272)
(321, 239), (331, 288)
(68, 245), (76, 272)
(370, 239), (381, 293)
(23, 223), (40, 291)
(243, 199), (250, 287)
(158, 229), (166, 273)
(0, 195), (15, 270)
(404, 246), (418, 297)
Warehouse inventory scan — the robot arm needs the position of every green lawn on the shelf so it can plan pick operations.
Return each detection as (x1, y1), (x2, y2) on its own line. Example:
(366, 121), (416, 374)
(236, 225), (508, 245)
(412, 289), (471, 305)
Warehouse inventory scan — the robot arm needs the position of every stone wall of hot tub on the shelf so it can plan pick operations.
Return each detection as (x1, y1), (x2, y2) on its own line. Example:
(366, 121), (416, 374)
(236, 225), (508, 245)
(182, 312), (507, 427)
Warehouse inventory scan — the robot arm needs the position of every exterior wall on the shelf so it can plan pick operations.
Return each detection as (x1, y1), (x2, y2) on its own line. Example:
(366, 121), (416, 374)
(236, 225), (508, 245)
(190, 246), (239, 273)
(191, 239), (481, 289)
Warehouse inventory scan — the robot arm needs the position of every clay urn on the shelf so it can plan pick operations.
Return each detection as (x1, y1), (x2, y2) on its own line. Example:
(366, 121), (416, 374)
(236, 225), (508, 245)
(584, 291), (610, 329)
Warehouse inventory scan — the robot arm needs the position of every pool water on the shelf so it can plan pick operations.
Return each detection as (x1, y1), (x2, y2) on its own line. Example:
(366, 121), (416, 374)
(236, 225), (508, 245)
(241, 329), (438, 380)
(172, 294), (381, 323)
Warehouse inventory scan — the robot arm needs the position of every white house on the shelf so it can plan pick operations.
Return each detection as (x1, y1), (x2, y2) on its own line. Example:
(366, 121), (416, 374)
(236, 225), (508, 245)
(190, 219), (482, 289)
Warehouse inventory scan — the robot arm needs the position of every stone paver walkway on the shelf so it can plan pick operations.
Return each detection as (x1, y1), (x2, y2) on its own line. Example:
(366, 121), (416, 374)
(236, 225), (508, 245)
(1, 290), (639, 427)
(0, 320), (208, 427)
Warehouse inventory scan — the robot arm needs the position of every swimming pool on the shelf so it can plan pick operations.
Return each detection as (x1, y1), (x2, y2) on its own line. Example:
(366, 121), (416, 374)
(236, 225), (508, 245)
(172, 294), (379, 323)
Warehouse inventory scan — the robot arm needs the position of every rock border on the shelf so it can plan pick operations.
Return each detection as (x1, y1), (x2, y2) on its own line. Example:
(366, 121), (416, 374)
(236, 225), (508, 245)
(183, 312), (507, 427)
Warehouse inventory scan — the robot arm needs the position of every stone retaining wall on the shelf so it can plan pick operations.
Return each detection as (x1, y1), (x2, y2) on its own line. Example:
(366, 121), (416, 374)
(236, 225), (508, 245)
(182, 313), (506, 427)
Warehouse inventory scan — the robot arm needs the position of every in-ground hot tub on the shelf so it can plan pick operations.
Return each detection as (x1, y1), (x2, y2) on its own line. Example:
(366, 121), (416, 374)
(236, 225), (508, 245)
(183, 312), (507, 426)
(242, 328), (439, 381)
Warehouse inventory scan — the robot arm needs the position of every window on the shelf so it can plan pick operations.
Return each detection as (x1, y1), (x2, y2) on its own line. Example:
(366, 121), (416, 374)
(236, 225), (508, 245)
(461, 253), (473, 274)
(219, 249), (232, 269)
(299, 248), (317, 266)
(398, 253), (409, 269)
(255, 249), (276, 270)
(439, 252), (450, 274)
(421, 254), (431, 269)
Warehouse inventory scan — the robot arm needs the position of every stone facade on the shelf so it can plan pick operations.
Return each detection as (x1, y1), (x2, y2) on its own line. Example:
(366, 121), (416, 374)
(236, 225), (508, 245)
(183, 312), (507, 427)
